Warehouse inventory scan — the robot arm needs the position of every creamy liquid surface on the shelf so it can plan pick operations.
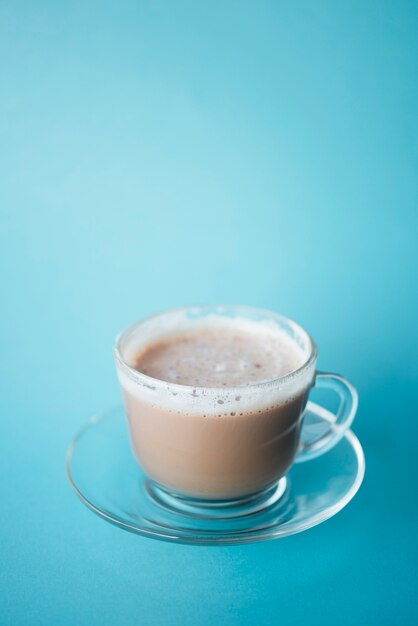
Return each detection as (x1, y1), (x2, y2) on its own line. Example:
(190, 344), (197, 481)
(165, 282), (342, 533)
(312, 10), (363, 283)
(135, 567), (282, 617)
(132, 326), (303, 387)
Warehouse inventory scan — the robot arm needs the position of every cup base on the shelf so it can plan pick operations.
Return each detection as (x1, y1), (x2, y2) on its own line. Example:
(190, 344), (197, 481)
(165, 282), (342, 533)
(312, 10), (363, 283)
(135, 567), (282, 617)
(66, 404), (365, 545)
(145, 478), (288, 520)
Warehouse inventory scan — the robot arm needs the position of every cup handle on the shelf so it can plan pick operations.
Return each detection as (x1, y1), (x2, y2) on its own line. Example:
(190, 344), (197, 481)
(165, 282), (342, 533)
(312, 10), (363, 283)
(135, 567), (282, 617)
(295, 371), (358, 463)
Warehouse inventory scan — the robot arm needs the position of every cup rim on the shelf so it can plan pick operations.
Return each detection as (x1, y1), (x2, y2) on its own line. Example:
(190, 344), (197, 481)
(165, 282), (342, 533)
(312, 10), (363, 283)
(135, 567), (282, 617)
(113, 305), (318, 395)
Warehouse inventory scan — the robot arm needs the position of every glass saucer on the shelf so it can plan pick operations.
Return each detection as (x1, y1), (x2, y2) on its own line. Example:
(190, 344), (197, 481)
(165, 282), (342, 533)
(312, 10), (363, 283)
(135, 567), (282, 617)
(66, 404), (365, 546)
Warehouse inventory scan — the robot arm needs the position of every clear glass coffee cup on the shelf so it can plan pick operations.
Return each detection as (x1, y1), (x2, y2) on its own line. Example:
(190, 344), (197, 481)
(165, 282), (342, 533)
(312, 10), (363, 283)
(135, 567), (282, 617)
(114, 306), (358, 514)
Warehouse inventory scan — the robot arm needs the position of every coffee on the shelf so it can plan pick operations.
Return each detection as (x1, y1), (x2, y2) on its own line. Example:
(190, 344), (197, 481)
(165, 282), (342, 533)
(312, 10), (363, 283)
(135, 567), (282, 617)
(116, 312), (314, 500)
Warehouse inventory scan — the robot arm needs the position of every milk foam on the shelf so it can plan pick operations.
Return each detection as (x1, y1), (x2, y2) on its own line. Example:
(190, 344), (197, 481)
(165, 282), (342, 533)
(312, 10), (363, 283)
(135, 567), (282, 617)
(116, 313), (315, 416)
(132, 325), (303, 387)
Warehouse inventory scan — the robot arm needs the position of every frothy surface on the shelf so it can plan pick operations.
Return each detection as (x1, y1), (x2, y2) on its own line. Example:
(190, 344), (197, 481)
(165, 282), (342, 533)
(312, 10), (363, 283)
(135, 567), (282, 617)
(132, 326), (304, 387)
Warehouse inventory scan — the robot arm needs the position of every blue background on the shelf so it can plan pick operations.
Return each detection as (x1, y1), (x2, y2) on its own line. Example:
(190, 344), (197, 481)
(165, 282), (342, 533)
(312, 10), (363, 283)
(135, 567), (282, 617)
(1, 1), (417, 624)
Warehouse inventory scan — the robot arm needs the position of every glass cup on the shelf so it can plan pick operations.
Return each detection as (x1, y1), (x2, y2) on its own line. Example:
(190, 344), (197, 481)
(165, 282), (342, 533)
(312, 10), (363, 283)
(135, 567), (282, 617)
(114, 305), (358, 515)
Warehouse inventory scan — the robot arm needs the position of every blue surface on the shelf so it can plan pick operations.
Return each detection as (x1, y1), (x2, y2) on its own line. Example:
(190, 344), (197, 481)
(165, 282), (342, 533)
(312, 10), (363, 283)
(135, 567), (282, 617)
(1, 1), (417, 624)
